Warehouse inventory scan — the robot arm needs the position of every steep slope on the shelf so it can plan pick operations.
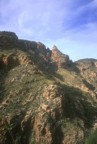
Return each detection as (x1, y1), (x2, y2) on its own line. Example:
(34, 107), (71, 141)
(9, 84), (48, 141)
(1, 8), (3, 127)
(0, 31), (97, 144)
(75, 59), (97, 99)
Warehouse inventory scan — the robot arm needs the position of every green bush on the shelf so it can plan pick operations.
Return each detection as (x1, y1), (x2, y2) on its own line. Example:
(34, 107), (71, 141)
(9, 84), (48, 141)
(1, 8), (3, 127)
(86, 129), (97, 144)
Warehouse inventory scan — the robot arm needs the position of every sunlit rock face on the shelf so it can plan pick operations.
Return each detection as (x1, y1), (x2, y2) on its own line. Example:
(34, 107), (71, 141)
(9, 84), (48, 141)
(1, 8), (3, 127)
(51, 45), (71, 68)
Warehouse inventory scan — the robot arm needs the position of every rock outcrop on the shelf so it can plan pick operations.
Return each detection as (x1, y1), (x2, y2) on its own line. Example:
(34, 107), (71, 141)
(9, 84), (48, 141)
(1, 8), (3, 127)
(0, 31), (18, 50)
(51, 45), (71, 68)
(0, 31), (18, 40)
(75, 59), (97, 99)
(0, 31), (73, 71)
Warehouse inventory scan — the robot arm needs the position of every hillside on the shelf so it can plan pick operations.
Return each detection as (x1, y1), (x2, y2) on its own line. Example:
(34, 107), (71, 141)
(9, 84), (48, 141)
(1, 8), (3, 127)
(0, 31), (97, 144)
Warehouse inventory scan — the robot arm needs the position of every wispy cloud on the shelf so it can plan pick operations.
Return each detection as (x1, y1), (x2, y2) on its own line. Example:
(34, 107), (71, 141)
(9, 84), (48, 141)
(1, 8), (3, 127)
(0, 0), (97, 60)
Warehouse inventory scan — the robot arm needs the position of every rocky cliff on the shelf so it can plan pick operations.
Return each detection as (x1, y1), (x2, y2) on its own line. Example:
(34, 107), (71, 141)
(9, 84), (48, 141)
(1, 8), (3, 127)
(0, 31), (97, 144)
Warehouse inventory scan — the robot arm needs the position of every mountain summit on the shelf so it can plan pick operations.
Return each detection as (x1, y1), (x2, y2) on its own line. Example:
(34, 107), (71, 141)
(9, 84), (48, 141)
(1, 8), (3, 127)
(0, 31), (97, 144)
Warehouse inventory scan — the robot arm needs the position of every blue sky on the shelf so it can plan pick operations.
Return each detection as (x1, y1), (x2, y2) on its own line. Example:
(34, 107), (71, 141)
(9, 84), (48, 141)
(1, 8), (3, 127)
(0, 0), (97, 61)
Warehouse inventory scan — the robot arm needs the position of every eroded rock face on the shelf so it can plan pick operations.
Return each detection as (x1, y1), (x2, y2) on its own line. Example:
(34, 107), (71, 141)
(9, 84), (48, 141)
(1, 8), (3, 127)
(51, 45), (71, 69)
(75, 59), (97, 71)
(0, 52), (34, 70)
(75, 59), (97, 98)
(33, 84), (63, 143)
(0, 54), (19, 70)
(0, 31), (73, 71)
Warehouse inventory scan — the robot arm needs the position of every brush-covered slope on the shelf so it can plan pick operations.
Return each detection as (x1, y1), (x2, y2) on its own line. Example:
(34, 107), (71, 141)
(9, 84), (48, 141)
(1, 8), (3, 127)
(0, 31), (97, 144)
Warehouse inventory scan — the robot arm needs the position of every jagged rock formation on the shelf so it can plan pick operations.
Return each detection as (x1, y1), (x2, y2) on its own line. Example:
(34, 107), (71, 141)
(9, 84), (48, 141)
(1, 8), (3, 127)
(51, 45), (71, 68)
(0, 31), (97, 144)
(0, 31), (72, 71)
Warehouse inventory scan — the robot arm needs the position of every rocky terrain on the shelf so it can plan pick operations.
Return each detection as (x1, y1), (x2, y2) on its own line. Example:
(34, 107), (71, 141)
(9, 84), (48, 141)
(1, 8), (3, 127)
(0, 31), (97, 144)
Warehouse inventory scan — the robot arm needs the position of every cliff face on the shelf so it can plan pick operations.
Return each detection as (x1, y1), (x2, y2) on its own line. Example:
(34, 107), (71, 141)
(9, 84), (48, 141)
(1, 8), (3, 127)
(0, 31), (97, 144)
(51, 45), (71, 68)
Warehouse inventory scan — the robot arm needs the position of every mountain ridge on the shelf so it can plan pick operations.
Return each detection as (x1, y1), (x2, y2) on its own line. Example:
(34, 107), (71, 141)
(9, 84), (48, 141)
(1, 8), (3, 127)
(0, 31), (97, 144)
